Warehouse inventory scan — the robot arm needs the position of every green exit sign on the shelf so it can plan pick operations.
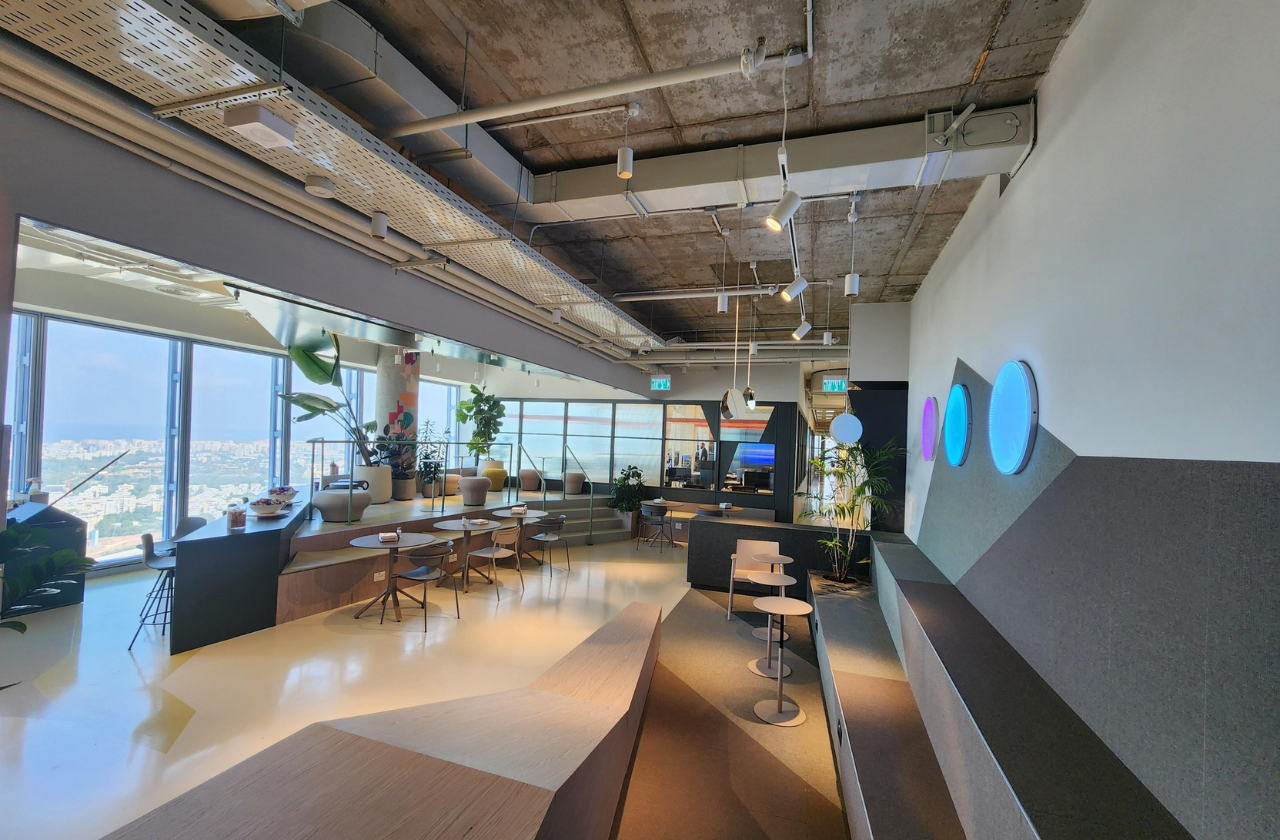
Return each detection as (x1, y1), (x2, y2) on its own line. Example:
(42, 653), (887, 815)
(650, 376), (671, 391)
(822, 378), (848, 393)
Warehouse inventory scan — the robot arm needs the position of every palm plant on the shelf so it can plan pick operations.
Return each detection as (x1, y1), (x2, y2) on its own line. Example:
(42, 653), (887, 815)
(277, 336), (377, 466)
(796, 437), (904, 583)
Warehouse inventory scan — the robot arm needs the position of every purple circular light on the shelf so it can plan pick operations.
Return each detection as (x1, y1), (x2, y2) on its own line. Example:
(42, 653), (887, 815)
(921, 396), (938, 461)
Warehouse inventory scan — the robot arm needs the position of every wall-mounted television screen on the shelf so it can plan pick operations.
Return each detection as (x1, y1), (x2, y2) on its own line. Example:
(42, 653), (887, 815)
(737, 443), (775, 466)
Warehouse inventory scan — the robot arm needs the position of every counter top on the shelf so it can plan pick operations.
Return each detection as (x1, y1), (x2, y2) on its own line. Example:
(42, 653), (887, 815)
(175, 500), (312, 542)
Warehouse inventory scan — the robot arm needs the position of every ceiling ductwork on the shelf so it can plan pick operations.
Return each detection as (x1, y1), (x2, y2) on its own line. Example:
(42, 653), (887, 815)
(196, 0), (330, 24)
(0, 0), (662, 355)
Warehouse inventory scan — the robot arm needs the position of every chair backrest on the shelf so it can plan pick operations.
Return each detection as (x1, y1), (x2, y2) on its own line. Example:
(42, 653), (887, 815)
(406, 541), (453, 565)
(173, 516), (207, 539)
(492, 526), (521, 547)
(537, 514), (568, 535)
(140, 533), (162, 568)
(734, 539), (780, 574)
(640, 503), (667, 519)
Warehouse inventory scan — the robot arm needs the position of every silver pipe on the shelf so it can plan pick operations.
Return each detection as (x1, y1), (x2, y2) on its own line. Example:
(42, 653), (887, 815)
(614, 286), (778, 303)
(488, 103), (630, 130)
(381, 51), (803, 140)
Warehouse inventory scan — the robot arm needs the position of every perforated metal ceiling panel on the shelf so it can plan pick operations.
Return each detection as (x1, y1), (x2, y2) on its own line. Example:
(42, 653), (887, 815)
(0, 0), (661, 350)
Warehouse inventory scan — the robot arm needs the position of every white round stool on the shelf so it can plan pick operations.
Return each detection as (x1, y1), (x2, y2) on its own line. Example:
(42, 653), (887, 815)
(752, 595), (813, 727)
(747, 571), (797, 678)
(750, 554), (794, 641)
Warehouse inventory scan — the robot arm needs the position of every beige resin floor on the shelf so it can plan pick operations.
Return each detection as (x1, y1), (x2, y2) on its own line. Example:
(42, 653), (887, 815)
(0, 541), (692, 840)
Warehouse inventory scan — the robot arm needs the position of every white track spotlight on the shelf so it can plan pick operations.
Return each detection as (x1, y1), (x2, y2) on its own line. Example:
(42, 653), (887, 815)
(370, 211), (389, 240)
(304, 174), (335, 198)
(765, 189), (802, 232)
(823, 331), (835, 346)
(780, 274), (808, 303)
(749, 340), (759, 356)
(716, 293), (729, 314)
(844, 272), (860, 297)
(792, 319), (812, 340)
(617, 145), (634, 179)
(551, 308), (563, 324)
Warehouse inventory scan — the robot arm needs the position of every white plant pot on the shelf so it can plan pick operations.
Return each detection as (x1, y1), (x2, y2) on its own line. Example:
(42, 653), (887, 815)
(480, 459), (504, 472)
(353, 465), (393, 504)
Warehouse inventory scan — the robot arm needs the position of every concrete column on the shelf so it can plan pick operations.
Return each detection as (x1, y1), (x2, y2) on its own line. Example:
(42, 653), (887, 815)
(374, 346), (420, 436)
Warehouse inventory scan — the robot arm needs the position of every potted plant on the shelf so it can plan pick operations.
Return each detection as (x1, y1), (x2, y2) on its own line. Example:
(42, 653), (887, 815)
(376, 418), (418, 501)
(278, 337), (393, 503)
(455, 385), (507, 470)
(416, 420), (446, 498)
(1, 522), (95, 632)
(795, 436), (904, 586)
(607, 464), (646, 536)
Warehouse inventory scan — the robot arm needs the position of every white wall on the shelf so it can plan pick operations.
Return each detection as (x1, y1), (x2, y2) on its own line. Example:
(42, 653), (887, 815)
(906, 0), (1280, 538)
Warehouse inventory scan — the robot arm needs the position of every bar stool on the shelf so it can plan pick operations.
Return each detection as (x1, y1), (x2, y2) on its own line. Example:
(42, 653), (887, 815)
(529, 514), (570, 576)
(396, 541), (459, 630)
(746, 571), (797, 678)
(129, 534), (175, 650)
(752, 595), (813, 727)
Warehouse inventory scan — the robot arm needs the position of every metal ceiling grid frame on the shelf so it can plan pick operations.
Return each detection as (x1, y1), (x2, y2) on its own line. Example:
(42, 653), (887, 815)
(0, 0), (662, 351)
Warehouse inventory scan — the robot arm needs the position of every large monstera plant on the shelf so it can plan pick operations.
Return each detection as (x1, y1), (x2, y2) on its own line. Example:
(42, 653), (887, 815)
(277, 335), (377, 466)
(1, 522), (95, 633)
(455, 385), (506, 462)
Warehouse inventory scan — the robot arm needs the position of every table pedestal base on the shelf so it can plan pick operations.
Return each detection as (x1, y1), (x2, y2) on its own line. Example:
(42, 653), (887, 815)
(752, 626), (789, 642)
(754, 699), (806, 727)
(748, 657), (792, 679)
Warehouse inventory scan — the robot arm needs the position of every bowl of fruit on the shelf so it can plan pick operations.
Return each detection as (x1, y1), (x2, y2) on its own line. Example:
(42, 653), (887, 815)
(248, 497), (288, 517)
(267, 485), (298, 504)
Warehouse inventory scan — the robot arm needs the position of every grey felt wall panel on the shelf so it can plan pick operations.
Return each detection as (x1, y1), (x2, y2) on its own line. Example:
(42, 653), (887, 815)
(914, 360), (1076, 582)
(956, 457), (1280, 840)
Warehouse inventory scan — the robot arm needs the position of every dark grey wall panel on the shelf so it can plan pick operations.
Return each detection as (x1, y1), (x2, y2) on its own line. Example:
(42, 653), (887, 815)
(847, 384), (908, 533)
(915, 360), (1076, 582)
(957, 457), (1280, 840)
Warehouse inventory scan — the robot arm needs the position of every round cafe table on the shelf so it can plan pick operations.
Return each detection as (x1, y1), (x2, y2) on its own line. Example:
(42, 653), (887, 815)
(697, 504), (743, 516)
(747, 571), (797, 678)
(493, 508), (547, 565)
(752, 595), (813, 727)
(349, 532), (436, 624)
(435, 518), (502, 591)
(750, 554), (795, 641)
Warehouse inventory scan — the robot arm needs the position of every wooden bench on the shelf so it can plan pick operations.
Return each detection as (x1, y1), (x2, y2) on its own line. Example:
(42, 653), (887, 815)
(103, 602), (662, 840)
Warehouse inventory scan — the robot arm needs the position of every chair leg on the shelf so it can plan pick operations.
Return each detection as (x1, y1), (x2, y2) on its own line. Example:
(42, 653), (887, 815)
(139, 570), (164, 616)
(727, 560), (736, 620)
(514, 552), (524, 591)
(563, 539), (570, 570)
(491, 558), (500, 601)
(452, 574), (460, 619)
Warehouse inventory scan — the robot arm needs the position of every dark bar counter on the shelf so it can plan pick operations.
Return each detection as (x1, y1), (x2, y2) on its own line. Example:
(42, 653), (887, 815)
(169, 502), (310, 654)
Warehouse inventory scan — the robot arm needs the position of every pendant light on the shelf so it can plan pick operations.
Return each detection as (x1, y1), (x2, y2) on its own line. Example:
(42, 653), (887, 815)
(844, 196), (860, 296)
(617, 104), (635, 179)
(722, 211), (747, 420)
(764, 47), (799, 234)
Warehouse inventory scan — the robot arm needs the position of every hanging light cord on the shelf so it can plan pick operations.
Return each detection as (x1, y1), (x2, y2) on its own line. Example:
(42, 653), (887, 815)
(732, 232), (741, 390)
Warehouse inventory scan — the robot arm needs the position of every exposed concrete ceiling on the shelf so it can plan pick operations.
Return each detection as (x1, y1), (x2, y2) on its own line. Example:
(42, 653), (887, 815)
(334, 0), (1085, 336)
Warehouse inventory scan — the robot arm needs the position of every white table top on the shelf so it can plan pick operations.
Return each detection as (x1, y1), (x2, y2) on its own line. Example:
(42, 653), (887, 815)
(753, 596), (813, 617)
(349, 532), (436, 550)
(645, 500), (681, 507)
(493, 509), (548, 518)
(435, 518), (503, 533)
(748, 571), (796, 587)
(753, 553), (794, 566)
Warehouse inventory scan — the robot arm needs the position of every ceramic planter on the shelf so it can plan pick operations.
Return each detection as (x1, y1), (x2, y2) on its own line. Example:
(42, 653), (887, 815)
(391, 477), (417, 501)
(353, 464), (392, 504)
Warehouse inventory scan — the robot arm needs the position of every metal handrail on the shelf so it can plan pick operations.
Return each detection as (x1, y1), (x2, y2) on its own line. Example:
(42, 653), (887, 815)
(515, 444), (548, 510)
(563, 444), (594, 546)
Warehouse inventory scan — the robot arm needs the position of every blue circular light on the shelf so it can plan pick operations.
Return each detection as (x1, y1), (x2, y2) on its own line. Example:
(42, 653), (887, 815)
(943, 384), (971, 466)
(989, 361), (1038, 475)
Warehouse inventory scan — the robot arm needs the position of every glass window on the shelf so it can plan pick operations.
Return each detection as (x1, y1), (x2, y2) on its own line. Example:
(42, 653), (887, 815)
(521, 401), (565, 435)
(187, 345), (275, 519)
(724, 443), (776, 493)
(288, 363), (360, 484)
(721, 405), (773, 442)
(565, 434), (610, 481)
(664, 403), (712, 441)
(41, 320), (172, 561)
(614, 403), (662, 439)
(5, 313), (33, 495)
(491, 399), (520, 468)
(567, 402), (612, 437)
(613, 437), (661, 486)
(664, 404), (715, 488)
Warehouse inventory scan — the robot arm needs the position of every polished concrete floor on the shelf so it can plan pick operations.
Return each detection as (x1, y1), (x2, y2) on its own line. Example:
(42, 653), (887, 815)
(0, 541), (692, 840)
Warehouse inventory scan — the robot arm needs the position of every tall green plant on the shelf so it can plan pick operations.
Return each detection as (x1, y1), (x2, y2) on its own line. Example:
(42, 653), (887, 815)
(416, 420), (447, 487)
(455, 385), (506, 462)
(277, 335), (377, 466)
(607, 465), (645, 512)
(1, 522), (95, 628)
(795, 436), (904, 582)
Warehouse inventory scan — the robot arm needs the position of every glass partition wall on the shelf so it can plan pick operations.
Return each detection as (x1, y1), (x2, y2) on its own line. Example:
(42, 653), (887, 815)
(4, 310), (463, 565)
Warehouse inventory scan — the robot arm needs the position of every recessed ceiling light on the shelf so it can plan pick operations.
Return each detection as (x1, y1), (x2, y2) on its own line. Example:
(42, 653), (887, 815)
(304, 174), (336, 198)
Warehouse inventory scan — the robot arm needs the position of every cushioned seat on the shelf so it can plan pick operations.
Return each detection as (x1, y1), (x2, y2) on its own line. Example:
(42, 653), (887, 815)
(481, 467), (508, 491)
(564, 470), (586, 494)
(519, 468), (541, 491)
(459, 475), (491, 505)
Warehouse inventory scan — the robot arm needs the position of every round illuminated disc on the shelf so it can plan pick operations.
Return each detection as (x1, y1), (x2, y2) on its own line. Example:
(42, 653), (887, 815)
(989, 361), (1038, 475)
(944, 384), (971, 467)
(921, 396), (939, 461)
(830, 413), (863, 444)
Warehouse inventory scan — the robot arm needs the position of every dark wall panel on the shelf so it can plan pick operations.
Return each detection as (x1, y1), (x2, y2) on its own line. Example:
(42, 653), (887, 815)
(956, 457), (1280, 840)
(847, 384), (908, 533)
